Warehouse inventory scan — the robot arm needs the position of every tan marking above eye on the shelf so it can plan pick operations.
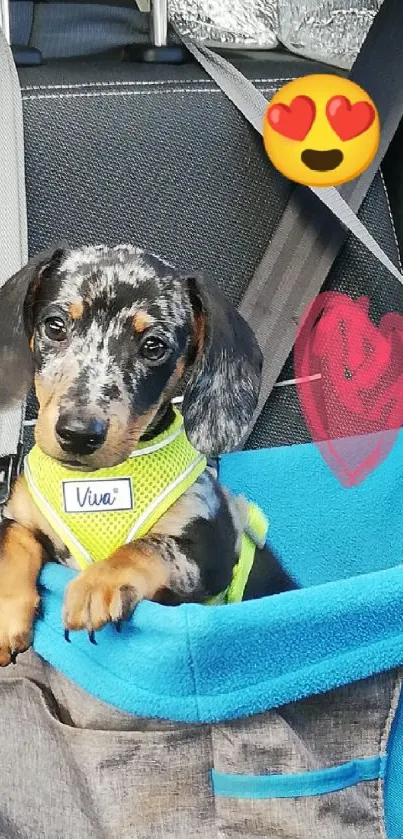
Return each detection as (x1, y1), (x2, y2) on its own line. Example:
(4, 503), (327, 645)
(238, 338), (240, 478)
(133, 311), (153, 333)
(69, 300), (85, 320)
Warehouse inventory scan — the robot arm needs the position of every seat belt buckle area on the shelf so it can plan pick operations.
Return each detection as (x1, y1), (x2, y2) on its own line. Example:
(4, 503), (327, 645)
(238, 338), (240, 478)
(1, 0), (43, 66)
(0, 445), (24, 507)
(12, 46), (42, 67)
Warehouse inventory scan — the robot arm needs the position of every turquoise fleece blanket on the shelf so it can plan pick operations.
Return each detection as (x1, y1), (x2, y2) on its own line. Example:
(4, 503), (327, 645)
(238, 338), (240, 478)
(33, 434), (403, 723)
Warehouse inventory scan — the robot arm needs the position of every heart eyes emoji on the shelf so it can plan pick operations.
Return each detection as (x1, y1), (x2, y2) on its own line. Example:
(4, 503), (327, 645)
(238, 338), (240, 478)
(263, 73), (379, 187)
(267, 94), (376, 141)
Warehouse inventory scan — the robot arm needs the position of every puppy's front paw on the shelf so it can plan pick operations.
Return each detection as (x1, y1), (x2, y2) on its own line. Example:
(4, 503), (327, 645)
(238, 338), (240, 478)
(0, 589), (40, 666)
(63, 543), (169, 640)
(63, 563), (141, 638)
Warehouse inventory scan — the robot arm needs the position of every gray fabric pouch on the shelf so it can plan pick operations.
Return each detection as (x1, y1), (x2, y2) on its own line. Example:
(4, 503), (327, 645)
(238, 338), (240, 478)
(0, 651), (399, 839)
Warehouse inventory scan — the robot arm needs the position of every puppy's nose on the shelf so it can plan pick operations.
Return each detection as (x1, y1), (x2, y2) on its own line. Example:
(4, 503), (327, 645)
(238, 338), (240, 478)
(55, 416), (108, 455)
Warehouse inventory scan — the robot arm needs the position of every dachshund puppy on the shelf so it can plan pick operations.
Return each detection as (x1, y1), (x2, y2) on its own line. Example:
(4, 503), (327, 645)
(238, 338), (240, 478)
(0, 245), (295, 665)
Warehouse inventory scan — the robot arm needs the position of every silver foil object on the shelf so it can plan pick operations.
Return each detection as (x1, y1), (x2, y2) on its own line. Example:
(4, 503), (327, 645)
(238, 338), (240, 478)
(277, 0), (384, 69)
(168, 0), (278, 49)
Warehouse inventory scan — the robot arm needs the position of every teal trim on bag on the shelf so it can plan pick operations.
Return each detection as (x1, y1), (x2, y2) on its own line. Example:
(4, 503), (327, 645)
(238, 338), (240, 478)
(384, 683), (403, 839)
(211, 755), (387, 799)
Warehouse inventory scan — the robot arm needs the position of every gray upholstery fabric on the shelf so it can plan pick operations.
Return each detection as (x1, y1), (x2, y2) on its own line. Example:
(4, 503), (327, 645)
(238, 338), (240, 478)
(0, 650), (398, 838)
(19, 56), (294, 303)
(18, 53), (402, 448)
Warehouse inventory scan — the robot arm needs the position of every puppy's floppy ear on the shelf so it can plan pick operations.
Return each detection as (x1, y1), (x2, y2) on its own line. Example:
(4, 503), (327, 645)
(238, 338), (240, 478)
(0, 246), (65, 407)
(182, 273), (262, 455)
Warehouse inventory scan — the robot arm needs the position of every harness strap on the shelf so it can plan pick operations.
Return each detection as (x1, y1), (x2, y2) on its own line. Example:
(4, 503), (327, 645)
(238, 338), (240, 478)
(24, 412), (207, 569)
(208, 503), (269, 606)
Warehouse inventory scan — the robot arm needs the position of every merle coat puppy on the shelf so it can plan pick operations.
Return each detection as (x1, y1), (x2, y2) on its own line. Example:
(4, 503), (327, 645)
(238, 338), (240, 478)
(0, 245), (294, 665)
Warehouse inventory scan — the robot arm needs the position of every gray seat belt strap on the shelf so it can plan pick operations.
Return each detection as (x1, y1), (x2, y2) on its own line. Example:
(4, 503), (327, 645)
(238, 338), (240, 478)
(0, 23), (28, 487)
(181, 34), (403, 283)
(178, 0), (403, 417)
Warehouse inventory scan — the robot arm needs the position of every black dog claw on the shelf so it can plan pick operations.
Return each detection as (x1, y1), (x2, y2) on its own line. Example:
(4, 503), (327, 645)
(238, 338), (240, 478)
(35, 601), (44, 620)
(114, 620), (122, 633)
(64, 629), (71, 643)
(10, 649), (18, 665)
(88, 630), (97, 645)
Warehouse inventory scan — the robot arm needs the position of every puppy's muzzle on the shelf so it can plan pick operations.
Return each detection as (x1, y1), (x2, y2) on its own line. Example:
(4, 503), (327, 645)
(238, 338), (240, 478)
(55, 415), (108, 456)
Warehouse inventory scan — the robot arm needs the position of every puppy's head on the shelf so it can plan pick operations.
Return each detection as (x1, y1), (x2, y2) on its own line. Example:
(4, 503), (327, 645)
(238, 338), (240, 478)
(2, 244), (262, 468)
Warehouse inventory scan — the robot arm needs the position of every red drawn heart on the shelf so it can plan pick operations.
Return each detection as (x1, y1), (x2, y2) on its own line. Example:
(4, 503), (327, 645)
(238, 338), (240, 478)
(266, 96), (316, 141)
(326, 95), (375, 140)
(294, 292), (403, 487)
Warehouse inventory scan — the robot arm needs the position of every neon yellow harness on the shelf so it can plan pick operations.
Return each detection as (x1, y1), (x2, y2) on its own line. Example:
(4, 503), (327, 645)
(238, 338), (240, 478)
(24, 409), (268, 603)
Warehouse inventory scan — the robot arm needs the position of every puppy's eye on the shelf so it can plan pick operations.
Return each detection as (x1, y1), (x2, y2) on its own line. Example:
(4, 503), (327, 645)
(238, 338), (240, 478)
(140, 336), (169, 363)
(43, 316), (67, 342)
